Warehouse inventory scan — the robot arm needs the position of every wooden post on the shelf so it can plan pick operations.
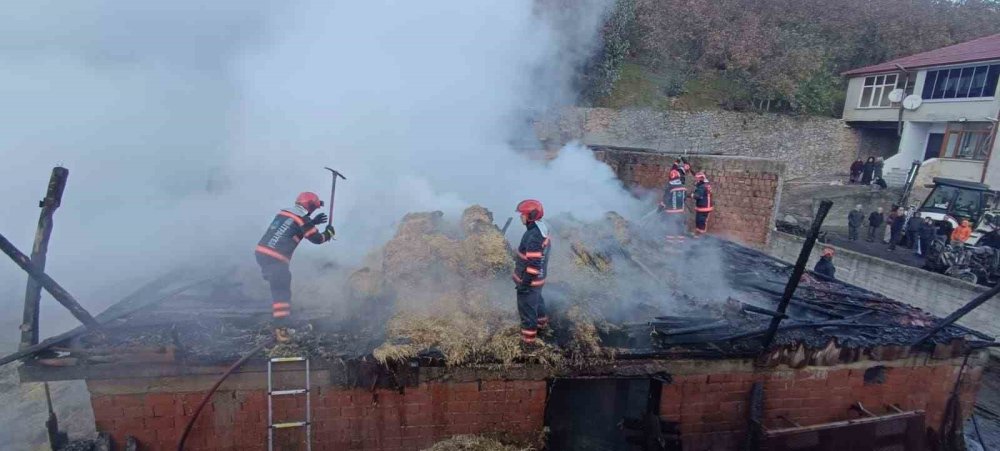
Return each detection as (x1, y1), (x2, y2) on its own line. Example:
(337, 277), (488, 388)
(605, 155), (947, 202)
(20, 167), (69, 349)
(0, 231), (99, 329)
(759, 199), (833, 351)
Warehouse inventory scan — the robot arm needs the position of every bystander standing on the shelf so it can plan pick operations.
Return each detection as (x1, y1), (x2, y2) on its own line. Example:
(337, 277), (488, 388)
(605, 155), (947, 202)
(867, 207), (884, 242)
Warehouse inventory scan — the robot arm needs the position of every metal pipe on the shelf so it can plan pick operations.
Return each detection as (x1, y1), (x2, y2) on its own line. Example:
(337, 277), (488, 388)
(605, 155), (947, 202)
(759, 200), (833, 351)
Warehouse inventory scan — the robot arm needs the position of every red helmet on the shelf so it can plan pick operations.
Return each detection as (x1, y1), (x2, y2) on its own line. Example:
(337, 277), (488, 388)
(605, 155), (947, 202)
(295, 192), (323, 212)
(516, 199), (544, 221)
(695, 171), (707, 181)
(822, 247), (835, 257)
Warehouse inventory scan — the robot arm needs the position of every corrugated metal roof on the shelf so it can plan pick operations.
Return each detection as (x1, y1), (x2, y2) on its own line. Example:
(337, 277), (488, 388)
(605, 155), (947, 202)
(843, 33), (1000, 76)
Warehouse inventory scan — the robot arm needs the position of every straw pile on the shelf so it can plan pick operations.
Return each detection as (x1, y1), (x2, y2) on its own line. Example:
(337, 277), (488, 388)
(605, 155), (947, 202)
(368, 205), (631, 368)
(423, 435), (535, 451)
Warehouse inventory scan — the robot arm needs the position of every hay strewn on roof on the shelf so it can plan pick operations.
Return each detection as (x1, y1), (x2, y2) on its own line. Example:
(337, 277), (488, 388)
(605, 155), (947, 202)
(364, 205), (678, 368)
(422, 434), (535, 451)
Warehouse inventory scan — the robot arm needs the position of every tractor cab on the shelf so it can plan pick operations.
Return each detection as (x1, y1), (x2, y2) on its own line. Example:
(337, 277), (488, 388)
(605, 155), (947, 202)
(919, 178), (1000, 245)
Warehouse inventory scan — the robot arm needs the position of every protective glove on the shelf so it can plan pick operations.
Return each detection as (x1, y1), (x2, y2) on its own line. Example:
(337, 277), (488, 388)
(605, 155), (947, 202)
(657, 202), (666, 211)
(309, 213), (328, 226)
(324, 225), (336, 240)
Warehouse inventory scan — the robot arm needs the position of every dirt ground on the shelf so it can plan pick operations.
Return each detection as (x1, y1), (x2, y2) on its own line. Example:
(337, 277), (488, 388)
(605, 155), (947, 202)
(0, 363), (93, 450)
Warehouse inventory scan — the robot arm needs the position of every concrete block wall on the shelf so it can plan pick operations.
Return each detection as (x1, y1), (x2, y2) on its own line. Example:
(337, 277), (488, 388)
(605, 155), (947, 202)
(537, 108), (857, 179)
(89, 379), (546, 451)
(766, 231), (1000, 339)
(660, 359), (982, 451)
(594, 149), (784, 245)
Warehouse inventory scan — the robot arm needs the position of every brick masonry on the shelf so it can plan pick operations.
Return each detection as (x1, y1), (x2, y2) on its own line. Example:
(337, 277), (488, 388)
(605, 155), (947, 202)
(89, 379), (546, 451)
(594, 149), (784, 245)
(536, 108), (858, 179)
(85, 355), (984, 451)
(660, 359), (983, 451)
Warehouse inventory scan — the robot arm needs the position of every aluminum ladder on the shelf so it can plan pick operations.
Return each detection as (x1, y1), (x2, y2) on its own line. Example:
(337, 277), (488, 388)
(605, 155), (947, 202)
(267, 356), (311, 451)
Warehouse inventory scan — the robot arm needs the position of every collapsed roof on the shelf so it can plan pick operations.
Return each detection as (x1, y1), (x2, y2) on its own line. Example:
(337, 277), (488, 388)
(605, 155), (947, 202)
(14, 206), (991, 383)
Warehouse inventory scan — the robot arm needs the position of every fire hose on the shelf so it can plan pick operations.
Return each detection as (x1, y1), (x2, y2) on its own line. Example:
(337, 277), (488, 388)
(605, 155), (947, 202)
(176, 339), (272, 451)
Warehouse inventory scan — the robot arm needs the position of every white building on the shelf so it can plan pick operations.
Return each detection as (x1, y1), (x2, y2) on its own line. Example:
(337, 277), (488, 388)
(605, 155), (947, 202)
(842, 33), (1000, 190)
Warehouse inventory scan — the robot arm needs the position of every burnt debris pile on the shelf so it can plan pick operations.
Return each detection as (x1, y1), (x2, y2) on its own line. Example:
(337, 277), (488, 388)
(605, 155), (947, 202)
(19, 206), (991, 373)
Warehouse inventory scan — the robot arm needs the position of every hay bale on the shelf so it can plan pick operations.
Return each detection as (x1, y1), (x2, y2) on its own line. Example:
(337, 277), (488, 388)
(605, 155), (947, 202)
(347, 267), (382, 299)
(460, 205), (495, 236)
(423, 435), (533, 451)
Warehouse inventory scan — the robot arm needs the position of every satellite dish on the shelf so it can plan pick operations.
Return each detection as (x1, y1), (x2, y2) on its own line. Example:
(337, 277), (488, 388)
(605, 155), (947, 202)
(902, 95), (923, 110)
(888, 89), (905, 103)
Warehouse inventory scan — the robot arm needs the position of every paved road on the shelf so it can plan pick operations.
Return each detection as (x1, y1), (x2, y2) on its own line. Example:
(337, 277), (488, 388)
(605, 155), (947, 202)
(821, 226), (927, 269)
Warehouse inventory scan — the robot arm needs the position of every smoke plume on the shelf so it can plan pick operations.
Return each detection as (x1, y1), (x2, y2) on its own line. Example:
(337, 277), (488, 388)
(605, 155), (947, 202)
(0, 0), (642, 342)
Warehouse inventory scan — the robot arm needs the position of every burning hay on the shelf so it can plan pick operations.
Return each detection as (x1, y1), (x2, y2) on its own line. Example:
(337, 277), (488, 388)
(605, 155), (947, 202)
(368, 205), (624, 368)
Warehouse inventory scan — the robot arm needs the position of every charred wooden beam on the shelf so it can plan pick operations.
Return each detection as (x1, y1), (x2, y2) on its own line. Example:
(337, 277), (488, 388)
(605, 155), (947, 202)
(0, 231), (99, 329)
(0, 234), (99, 328)
(759, 200), (833, 352)
(44, 382), (68, 450)
(20, 167), (69, 349)
(0, 272), (214, 367)
(911, 283), (1000, 347)
(743, 382), (764, 451)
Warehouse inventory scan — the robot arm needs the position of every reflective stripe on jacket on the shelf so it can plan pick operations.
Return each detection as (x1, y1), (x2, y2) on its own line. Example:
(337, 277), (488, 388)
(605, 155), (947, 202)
(255, 205), (329, 262)
(513, 220), (551, 287)
(693, 181), (713, 213)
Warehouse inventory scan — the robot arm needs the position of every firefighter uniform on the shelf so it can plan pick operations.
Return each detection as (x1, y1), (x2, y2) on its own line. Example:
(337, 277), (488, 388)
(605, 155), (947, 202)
(513, 220), (551, 344)
(255, 204), (333, 323)
(661, 168), (687, 245)
(692, 176), (713, 235)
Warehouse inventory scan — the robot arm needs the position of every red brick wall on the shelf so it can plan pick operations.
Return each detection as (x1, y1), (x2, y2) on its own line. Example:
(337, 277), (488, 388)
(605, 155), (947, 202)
(659, 364), (982, 451)
(90, 380), (546, 451)
(593, 149), (783, 245)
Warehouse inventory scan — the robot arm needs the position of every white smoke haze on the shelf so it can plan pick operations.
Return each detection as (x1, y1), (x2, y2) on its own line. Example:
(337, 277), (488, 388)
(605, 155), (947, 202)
(0, 0), (651, 344)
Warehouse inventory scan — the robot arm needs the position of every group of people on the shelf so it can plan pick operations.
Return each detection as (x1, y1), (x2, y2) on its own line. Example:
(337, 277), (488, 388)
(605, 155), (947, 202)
(658, 156), (714, 240)
(255, 157), (716, 348)
(849, 156), (887, 189)
(846, 204), (974, 256)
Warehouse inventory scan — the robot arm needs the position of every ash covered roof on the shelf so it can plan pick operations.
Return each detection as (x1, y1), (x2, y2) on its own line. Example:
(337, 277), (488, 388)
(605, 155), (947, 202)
(16, 233), (989, 382)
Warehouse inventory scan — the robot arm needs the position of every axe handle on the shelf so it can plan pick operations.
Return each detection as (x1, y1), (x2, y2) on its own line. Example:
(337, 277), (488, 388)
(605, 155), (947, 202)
(328, 177), (337, 224)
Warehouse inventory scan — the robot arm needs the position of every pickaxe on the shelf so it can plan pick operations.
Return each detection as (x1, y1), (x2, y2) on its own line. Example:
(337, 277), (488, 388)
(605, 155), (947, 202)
(324, 167), (346, 237)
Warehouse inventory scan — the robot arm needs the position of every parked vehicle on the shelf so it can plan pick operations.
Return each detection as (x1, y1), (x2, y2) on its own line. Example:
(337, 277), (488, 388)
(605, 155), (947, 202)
(924, 237), (1000, 285)
(918, 178), (1000, 246)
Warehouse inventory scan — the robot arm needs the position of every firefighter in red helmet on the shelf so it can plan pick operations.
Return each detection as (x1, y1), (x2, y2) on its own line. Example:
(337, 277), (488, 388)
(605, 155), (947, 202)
(255, 192), (335, 343)
(513, 199), (551, 348)
(659, 162), (688, 246)
(691, 171), (713, 236)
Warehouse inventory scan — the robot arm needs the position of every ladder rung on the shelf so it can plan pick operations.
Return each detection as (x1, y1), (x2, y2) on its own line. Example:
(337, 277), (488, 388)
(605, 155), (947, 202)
(270, 357), (306, 363)
(271, 389), (307, 396)
(271, 421), (308, 429)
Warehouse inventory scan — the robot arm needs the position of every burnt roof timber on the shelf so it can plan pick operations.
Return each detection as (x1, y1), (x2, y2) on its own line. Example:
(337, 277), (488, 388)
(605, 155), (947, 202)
(0, 270), (222, 367)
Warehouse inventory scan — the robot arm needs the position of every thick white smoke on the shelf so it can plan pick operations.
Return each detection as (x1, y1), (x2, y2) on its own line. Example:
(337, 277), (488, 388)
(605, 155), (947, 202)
(0, 0), (646, 343)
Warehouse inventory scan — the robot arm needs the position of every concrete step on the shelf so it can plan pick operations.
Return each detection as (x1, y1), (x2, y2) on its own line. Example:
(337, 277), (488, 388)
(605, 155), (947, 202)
(883, 169), (909, 187)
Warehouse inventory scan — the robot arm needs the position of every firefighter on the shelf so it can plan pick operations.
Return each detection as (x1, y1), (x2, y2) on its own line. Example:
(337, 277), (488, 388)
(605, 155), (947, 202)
(691, 171), (713, 236)
(659, 165), (688, 245)
(513, 199), (551, 347)
(255, 192), (335, 343)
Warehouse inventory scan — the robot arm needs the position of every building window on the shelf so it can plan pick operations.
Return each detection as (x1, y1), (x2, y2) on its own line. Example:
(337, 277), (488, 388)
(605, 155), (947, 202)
(940, 122), (994, 161)
(922, 63), (1000, 100)
(859, 74), (898, 108)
